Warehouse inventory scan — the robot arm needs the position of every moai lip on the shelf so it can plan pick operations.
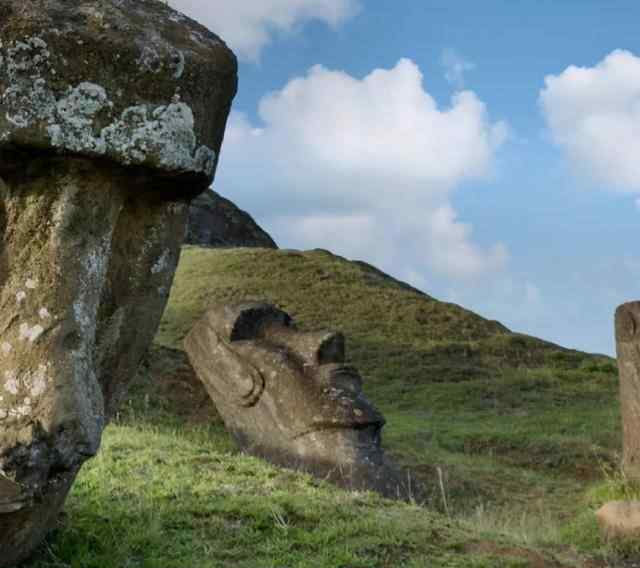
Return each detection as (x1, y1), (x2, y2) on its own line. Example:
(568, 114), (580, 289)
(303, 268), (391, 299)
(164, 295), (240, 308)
(615, 301), (640, 480)
(0, 1), (237, 564)
(185, 303), (417, 501)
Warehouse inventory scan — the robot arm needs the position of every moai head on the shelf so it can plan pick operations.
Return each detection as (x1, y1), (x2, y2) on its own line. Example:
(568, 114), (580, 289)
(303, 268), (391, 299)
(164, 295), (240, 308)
(186, 303), (413, 499)
(0, 1), (237, 564)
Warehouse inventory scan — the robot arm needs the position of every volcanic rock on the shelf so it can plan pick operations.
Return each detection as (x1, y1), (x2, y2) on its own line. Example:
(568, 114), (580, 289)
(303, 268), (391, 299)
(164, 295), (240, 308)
(186, 190), (277, 248)
(0, 1), (236, 564)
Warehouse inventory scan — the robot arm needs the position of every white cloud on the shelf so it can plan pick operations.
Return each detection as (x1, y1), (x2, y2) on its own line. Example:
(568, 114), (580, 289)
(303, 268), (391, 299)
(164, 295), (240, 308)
(168, 0), (360, 61)
(217, 58), (508, 281)
(441, 49), (475, 90)
(540, 50), (640, 192)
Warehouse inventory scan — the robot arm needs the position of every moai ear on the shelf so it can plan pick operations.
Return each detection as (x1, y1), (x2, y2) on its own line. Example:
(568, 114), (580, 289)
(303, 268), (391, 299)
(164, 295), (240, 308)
(185, 314), (265, 408)
(211, 338), (265, 407)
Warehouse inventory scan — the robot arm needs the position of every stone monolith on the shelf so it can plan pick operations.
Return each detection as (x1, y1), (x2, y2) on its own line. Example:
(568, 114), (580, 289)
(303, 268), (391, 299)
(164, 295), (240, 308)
(185, 303), (416, 501)
(0, 1), (237, 564)
(615, 301), (640, 480)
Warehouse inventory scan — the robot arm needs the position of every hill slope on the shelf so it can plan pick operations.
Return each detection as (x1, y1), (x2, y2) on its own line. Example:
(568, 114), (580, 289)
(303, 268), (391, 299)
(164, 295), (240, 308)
(156, 247), (619, 514)
(30, 246), (622, 567)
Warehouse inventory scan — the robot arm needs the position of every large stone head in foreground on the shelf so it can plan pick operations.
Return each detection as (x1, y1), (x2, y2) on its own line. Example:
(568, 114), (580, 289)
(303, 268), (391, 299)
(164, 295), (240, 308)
(185, 303), (414, 501)
(615, 301), (640, 479)
(0, 1), (237, 564)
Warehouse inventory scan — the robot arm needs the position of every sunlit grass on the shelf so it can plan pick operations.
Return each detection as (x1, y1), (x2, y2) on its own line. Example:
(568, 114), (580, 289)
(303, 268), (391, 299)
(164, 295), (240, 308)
(25, 246), (625, 566)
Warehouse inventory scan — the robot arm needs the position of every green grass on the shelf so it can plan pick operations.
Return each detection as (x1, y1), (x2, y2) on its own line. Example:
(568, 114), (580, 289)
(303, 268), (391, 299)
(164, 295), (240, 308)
(32, 414), (559, 568)
(156, 248), (620, 512)
(27, 246), (625, 566)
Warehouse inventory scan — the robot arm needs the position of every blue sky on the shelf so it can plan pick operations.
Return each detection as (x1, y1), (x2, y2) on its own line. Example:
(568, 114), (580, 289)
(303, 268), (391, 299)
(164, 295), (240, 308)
(172, 0), (640, 356)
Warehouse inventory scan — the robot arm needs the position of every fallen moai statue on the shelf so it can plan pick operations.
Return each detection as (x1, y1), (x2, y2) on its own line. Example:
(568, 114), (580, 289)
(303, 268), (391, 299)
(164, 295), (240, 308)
(0, 0), (237, 564)
(185, 303), (416, 501)
(615, 301), (640, 479)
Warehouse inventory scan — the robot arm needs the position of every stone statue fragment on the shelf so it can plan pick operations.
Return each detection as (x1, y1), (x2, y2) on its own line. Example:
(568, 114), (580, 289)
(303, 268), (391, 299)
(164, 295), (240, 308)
(185, 303), (415, 501)
(0, 0), (237, 564)
(615, 301), (640, 479)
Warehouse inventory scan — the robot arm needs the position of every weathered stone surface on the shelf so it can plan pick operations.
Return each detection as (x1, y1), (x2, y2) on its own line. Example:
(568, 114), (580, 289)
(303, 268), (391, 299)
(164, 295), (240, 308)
(0, 0), (237, 185)
(185, 303), (415, 501)
(186, 189), (277, 249)
(0, 1), (237, 564)
(615, 301), (640, 480)
(596, 500), (640, 541)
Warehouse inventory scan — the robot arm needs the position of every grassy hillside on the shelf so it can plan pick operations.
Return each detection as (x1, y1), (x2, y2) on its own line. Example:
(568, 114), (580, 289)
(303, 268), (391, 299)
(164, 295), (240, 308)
(156, 247), (619, 498)
(30, 246), (626, 567)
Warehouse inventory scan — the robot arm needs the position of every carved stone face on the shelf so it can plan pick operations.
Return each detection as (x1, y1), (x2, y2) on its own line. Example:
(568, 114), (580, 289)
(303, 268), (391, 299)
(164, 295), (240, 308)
(185, 304), (386, 467)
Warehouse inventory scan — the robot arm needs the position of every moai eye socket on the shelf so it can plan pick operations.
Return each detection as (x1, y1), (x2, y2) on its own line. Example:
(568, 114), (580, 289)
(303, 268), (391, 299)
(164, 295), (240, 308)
(227, 303), (292, 341)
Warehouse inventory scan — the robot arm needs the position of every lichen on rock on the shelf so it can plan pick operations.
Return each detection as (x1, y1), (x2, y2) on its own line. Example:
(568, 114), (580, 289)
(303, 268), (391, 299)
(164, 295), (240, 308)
(0, 0), (237, 184)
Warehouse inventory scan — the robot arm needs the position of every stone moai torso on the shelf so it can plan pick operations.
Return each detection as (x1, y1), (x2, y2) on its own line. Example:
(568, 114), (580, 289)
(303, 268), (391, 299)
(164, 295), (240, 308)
(185, 303), (415, 501)
(0, 1), (237, 564)
(615, 301), (640, 479)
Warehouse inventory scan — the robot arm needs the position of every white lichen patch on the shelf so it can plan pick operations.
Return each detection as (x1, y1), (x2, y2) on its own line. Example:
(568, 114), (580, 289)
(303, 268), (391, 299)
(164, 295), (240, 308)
(0, 36), (216, 176)
(102, 102), (216, 175)
(38, 307), (51, 320)
(3, 371), (18, 395)
(25, 278), (38, 289)
(1, 342), (12, 355)
(151, 248), (172, 274)
(2, 36), (56, 128)
(19, 323), (45, 343)
(0, 365), (50, 421)
(73, 236), (111, 337)
(15, 291), (26, 304)
(24, 365), (49, 398)
(48, 82), (112, 154)
(169, 48), (185, 79)
(9, 403), (32, 419)
(136, 46), (163, 74)
(190, 30), (221, 48)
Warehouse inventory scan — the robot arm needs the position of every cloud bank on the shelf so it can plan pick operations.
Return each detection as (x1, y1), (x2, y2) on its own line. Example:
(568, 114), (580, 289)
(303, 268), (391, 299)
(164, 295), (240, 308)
(216, 58), (509, 280)
(168, 0), (360, 60)
(540, 50), (640, 192)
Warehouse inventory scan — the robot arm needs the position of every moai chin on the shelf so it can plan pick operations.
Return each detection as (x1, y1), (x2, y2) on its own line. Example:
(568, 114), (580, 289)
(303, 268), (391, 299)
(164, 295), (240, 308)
(185, 303), (416, 501)
(616, 301), (640, 480)
(0, 1), (237, 564)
